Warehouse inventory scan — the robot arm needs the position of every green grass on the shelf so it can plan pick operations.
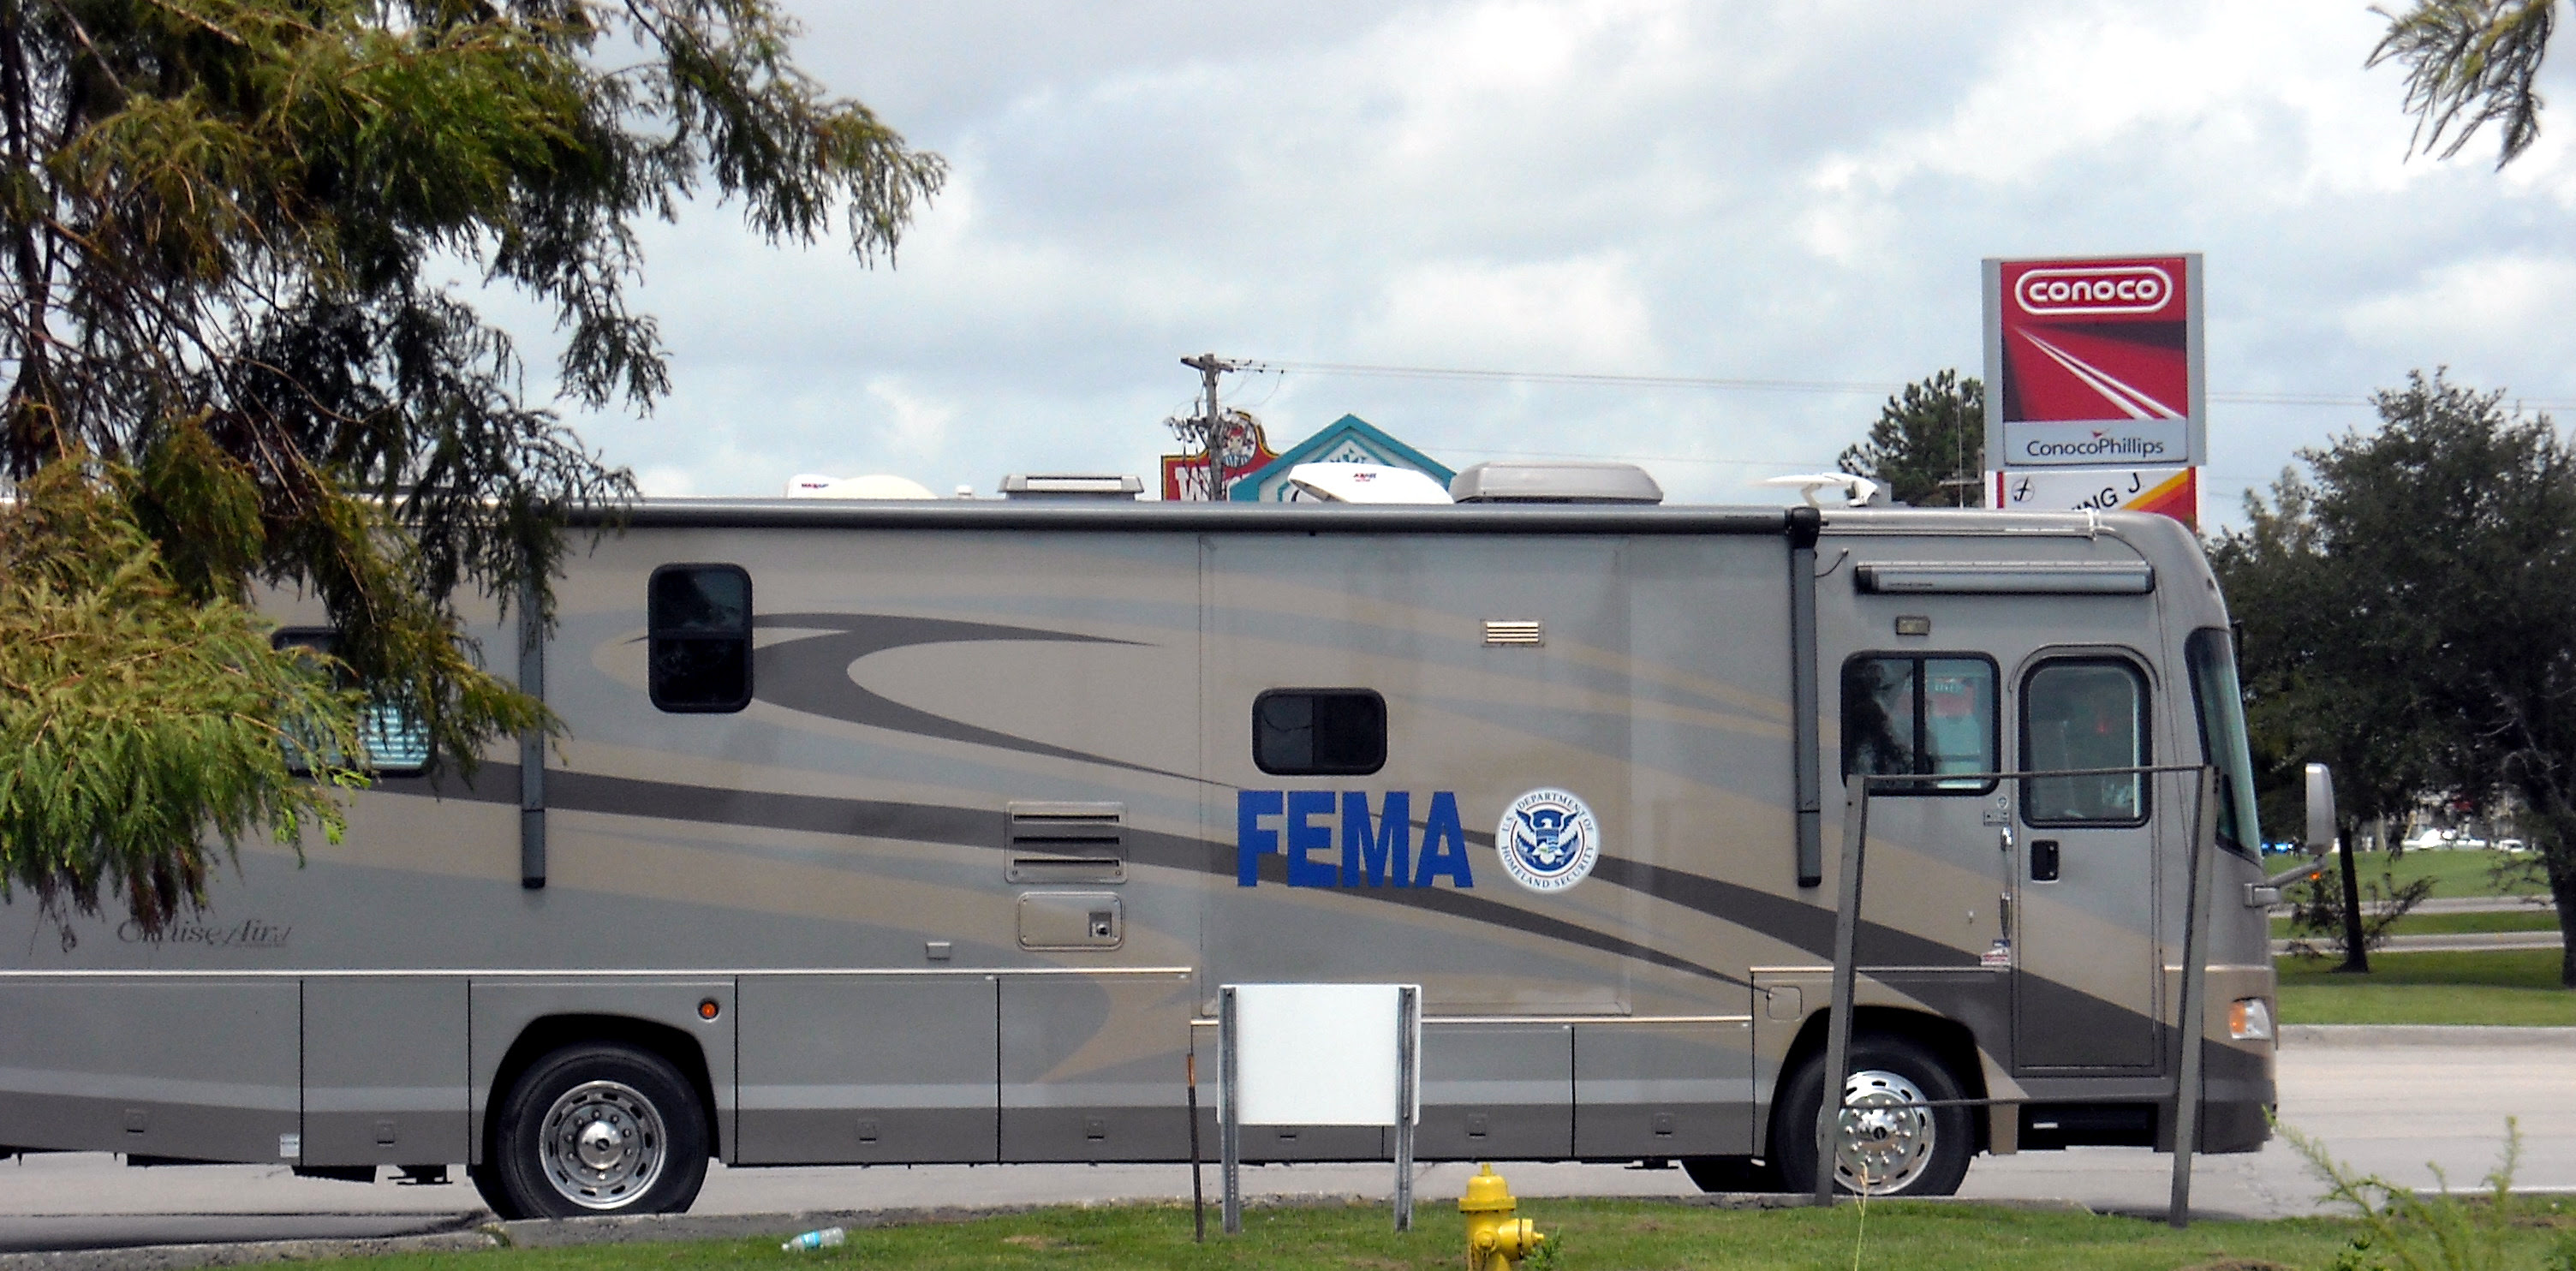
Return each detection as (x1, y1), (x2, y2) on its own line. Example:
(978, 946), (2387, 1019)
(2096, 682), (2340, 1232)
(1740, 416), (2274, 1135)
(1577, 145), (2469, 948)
(2276, 947), (2576, 1025)
(289, 1198), (2569, 1271)
(2361, 848), (2549, 897)
(2271, 908), (2560, 940)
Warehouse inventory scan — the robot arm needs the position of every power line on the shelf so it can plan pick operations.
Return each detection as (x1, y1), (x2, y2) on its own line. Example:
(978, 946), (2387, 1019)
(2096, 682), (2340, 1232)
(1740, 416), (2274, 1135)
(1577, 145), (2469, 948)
(1237, 359), (2576, 412)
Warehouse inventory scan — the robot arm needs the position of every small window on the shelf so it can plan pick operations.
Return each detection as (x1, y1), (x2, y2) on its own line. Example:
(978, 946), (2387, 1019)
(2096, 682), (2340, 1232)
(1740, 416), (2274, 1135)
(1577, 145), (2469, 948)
(649, 564), (754, 713)
(271, 629), (431, 775)
(1840, 654), (1998, 793)
(2021, 659), (2150, 826)
(1254, 689), (1386, 775)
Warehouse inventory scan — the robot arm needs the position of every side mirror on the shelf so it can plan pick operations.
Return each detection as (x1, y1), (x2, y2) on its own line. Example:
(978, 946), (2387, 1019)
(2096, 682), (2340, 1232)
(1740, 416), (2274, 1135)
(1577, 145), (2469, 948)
(2303, 762), (2337, 856)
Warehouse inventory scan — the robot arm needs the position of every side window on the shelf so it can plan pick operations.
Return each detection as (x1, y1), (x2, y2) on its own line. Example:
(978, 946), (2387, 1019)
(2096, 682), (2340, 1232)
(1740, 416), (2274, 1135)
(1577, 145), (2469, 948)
(1840, 654), (1998, 793)
(1253, 689), (1386, 776)
(271, 629), (431, 775)
(649, 564), (754, 713)
(2021, 659), (2150, 826)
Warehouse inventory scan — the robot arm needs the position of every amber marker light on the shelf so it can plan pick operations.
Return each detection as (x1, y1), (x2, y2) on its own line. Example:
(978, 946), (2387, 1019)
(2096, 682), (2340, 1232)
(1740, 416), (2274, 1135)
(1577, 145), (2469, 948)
(699, 999), (722, 1020)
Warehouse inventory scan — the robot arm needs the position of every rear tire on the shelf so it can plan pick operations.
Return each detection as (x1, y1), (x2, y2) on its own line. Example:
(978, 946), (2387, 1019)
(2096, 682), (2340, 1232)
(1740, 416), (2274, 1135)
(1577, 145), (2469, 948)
(486, 1043), (709, 1219)
(1770, 1035), (1973, 1196)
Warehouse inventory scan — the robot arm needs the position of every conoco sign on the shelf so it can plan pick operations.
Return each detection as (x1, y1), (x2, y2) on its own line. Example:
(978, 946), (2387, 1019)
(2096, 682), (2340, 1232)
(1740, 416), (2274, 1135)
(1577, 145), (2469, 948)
(1982, 254), (2203, 470)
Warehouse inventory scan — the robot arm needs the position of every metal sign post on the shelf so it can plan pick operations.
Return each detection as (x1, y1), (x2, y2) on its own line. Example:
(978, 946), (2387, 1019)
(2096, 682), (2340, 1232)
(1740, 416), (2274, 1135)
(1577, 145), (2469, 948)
(1219, 987), (1242, 1235)
(1219, 983), (1422, 1234)
(1821, 764), (2215, 1207)
(2168, 766), (2221, 1228)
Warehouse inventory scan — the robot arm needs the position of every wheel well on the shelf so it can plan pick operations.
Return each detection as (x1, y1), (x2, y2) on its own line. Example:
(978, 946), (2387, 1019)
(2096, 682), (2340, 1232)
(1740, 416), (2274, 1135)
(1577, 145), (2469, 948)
(1762, 1007), (1990, 1157)
(482, 1014), (721, 1162)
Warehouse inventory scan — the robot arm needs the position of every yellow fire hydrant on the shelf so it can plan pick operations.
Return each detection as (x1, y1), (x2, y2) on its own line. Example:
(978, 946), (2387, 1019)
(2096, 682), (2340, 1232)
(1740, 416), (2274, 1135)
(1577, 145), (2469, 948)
(1458, 1163), (1547, 1271)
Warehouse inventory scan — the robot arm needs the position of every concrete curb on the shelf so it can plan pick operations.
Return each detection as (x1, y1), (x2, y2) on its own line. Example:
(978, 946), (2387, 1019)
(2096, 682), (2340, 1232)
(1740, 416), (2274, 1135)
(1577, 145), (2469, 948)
(2283, 1023), (2576, 1047)
(0, 1231), (497, 1270)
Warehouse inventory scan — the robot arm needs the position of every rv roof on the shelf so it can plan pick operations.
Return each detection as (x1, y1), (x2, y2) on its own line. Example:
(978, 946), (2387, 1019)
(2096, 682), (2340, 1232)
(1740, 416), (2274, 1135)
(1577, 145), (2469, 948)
(574, 498), (2168, 541)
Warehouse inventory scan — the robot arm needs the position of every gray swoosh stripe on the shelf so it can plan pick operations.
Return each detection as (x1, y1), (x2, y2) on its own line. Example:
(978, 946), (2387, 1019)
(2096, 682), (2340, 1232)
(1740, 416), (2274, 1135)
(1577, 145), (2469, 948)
(748, 612), (1208, 785)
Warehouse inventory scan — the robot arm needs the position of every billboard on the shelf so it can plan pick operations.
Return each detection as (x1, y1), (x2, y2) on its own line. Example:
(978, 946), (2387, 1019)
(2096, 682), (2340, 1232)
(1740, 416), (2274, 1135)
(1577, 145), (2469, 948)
(1990, 466), (2197, 530)
(1983, 254), (2203, 470)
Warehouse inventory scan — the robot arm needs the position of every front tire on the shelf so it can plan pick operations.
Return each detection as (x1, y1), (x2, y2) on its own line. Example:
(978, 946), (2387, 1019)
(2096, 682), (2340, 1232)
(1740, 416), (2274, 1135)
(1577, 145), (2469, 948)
(486, 1043), (709, 1219)
(1770, 1036), (1973, 1196)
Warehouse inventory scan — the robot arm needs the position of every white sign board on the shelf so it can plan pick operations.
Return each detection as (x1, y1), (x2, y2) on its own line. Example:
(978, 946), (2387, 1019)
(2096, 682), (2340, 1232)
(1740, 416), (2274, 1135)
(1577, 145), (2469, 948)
(1228, 983), (1420, 1126)
(1989, 465), (2197, 528)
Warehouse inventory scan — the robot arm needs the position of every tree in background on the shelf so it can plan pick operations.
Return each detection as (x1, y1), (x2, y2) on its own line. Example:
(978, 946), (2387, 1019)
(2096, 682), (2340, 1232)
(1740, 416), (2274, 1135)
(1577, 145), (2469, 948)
(2370, 0), (2558, 166)
(0, 1), (943, 936)
(1838, 370), (1984, 506)
(2213, 463), (2436, 972)
(2215, 372), (2576, 985)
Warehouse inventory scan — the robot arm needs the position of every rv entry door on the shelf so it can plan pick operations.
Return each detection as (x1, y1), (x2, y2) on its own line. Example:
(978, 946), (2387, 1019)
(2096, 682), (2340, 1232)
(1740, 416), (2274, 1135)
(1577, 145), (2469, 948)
(2012, 654), (2159, 1071)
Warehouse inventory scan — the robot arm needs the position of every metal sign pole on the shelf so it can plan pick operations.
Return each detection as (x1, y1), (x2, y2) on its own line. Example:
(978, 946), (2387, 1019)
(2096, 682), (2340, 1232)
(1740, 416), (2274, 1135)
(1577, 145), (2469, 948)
(2168, 766), (2219, 1229)
(1393, 985), (1418, 1232)
(1220, 986), (1242, 1235)
(1187, 1052), (1205, 1243)
(1814, 781), (1873, 1206)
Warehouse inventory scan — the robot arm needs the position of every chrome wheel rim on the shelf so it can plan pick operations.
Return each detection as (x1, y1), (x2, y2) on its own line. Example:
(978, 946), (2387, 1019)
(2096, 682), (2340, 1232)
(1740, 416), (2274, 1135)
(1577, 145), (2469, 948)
(539, 1079), (666, 1209)
(1834, 1068), (1937, 1195)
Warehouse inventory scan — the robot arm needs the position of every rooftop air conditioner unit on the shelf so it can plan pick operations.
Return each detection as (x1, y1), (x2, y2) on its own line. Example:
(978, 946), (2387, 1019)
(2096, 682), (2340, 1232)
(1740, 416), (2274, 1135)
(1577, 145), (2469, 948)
(1448, 461), (1663, 505)
(999, 474), (1145, 500)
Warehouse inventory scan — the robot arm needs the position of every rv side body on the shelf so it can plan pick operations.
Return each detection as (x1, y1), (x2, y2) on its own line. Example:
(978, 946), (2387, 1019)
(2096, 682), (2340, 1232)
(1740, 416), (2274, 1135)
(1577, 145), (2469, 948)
(0, 501), (2276, 1194)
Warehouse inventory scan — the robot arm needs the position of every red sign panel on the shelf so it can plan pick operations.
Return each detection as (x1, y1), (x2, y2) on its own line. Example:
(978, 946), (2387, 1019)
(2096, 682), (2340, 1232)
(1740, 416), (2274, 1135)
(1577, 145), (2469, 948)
(1984, 254), (2202, 470)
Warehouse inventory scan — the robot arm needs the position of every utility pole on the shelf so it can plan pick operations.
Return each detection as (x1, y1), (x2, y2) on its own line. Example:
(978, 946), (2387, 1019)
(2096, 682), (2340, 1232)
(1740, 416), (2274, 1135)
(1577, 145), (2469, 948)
(1172, 353), (1248, 499)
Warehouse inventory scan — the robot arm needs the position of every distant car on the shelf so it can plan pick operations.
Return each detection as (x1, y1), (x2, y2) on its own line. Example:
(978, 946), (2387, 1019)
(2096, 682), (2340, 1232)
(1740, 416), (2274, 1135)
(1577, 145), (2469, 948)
(2497, 838), (2529, 852)
(2400, 827), (2458, 850)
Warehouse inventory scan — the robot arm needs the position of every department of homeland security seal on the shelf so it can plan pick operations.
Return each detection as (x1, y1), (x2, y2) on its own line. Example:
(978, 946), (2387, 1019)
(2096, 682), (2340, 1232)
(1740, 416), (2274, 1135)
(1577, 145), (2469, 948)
(1497, 789), (1601, 893)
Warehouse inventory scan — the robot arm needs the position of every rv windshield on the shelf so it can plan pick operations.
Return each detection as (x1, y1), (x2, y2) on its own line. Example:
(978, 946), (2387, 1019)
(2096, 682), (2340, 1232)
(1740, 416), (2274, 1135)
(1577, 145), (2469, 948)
(2185, 628), (2261, 855)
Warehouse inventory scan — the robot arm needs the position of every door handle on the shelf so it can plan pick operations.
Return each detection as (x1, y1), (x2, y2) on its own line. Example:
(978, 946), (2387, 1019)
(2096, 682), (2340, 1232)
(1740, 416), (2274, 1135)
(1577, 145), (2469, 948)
(2030, 838), (2061, 882)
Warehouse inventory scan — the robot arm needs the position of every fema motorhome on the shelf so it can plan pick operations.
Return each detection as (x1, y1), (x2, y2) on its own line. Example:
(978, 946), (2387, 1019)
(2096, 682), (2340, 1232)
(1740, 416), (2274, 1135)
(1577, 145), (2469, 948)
(0, 463), (2282, 1217)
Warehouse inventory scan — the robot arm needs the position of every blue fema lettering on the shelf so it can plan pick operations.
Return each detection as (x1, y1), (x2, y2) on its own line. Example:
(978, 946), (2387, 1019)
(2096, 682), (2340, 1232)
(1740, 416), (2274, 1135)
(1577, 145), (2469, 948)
(1284, 791), (1338, 886)
(1236, 790), (1473, 889)
(1341, 791), (1410, 886)
(1414, 791), (1473, 887)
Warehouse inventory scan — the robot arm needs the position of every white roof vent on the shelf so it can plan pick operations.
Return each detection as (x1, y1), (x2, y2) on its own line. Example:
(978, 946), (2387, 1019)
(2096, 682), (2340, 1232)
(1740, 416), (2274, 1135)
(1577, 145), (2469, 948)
(1285, 462), (1454, 504)
(1449, 461), (1663, 504)
(999, 474), (1145, 500)
(786, 474), (937, 499)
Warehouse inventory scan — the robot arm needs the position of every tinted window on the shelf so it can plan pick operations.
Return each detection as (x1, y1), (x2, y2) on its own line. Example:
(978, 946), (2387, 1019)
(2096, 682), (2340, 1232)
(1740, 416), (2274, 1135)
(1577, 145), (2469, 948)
(2021, 659), (2150, 826)
(1841, 655), (1998, 792)
(649, 564), (753, 713)
(2185, 628), (2260, 855)
(1254, 689), (1386, 775)
(271, 629), (430, 775)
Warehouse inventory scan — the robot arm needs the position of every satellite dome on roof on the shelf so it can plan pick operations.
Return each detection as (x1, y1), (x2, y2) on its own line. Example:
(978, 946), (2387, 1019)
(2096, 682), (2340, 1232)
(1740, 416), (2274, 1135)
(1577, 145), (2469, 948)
(1284, 462), (1453, 504)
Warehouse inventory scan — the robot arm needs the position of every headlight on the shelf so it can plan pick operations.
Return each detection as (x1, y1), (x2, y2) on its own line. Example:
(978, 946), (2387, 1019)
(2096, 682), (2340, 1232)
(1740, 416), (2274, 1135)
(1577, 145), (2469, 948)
(2228, 997), (2274, 1041)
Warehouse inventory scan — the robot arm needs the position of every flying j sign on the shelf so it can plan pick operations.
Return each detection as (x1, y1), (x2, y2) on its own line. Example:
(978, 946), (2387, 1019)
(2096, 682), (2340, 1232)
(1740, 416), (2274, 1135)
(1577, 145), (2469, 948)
(1982, 254), (2204, 471)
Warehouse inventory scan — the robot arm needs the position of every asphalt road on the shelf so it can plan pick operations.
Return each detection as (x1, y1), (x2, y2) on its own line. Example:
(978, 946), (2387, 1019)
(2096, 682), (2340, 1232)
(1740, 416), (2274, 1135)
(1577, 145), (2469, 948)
(0, 1026), (2567, 1252)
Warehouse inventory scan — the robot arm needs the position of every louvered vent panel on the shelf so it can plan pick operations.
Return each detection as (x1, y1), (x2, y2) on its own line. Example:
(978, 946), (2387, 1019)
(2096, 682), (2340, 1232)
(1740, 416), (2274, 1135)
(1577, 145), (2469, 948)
(1483, 619), (1545, 647)
(1005, 802), (1125, 883)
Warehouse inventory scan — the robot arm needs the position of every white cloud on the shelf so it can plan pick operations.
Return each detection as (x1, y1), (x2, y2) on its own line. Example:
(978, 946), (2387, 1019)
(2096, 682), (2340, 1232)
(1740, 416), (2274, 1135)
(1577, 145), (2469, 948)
(510, 0), (2576, 522)
(1357, 254), (1656, 369)
(866, 377), (961, 458)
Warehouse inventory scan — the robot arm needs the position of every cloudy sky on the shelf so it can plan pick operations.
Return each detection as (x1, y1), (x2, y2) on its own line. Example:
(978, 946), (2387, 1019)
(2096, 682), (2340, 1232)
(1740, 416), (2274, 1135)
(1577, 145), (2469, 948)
(524, 0), (2576, 525)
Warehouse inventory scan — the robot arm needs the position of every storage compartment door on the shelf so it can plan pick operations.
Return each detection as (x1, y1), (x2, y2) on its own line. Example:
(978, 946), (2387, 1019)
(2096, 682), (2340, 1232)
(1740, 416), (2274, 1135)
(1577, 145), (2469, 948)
(301, 976), (468, 1167)
(0, 979), (299, 1164)
(736, 975), (998, 1165)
